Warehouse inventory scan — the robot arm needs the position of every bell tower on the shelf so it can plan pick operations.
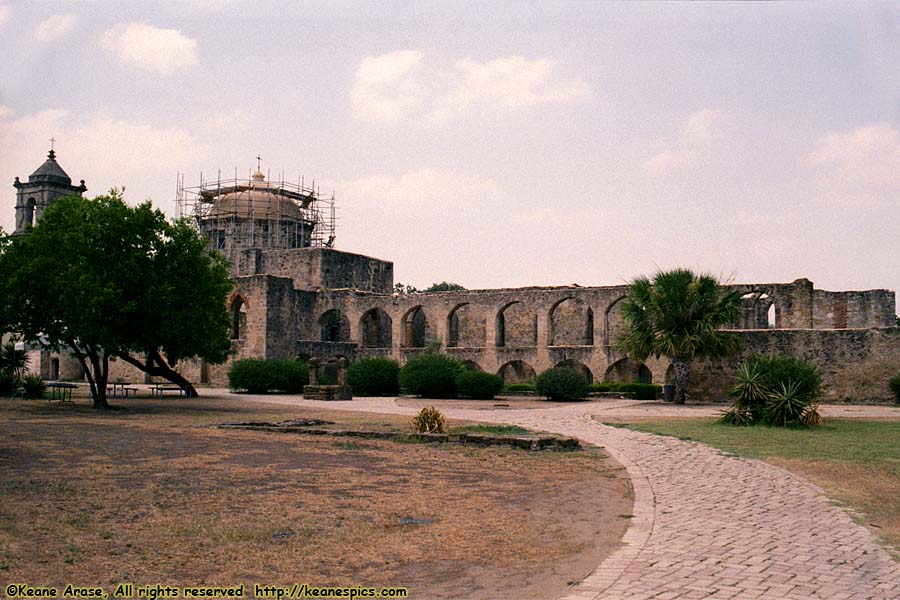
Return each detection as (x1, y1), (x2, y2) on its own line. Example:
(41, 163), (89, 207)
(13, 145), (87, 233)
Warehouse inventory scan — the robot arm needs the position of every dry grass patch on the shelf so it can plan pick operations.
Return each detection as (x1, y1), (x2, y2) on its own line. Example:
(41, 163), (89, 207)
(0, 396), (630, 599)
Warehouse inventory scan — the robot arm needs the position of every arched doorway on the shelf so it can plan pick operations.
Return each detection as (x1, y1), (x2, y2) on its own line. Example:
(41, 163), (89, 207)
(401, 306), (429, 348)
(604, 358), (652, 384)
(360, 308), (392, 348)
(497, 360), (537, 384)
(554, 359), (593, 383)
(319, 309), (350, 342)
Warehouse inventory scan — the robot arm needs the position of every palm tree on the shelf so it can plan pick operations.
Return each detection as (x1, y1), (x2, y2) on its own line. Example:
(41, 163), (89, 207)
(617, 268), (741, 404)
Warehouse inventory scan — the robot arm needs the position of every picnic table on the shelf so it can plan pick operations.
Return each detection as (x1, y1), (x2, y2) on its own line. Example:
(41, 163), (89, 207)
(47, 382), (76, 403)
(108, 381), (138, 398)
(150, 383), (186, 398)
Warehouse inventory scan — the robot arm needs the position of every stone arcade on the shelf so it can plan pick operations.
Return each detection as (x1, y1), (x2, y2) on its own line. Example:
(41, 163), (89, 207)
(11, 151), (900, 402)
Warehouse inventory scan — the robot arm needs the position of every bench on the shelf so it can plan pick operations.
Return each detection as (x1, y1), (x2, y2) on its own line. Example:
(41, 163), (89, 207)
(151, 384), (185, 398)
(107, 384), (138, 398)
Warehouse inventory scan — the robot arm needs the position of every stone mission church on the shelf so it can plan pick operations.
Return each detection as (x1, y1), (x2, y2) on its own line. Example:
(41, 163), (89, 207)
(10, 149), (900, 402)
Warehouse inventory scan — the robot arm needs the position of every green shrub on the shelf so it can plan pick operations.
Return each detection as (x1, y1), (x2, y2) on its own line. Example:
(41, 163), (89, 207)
(590, 383), (618, 393)
(348, 358), (400, 396)
(228, 359), (270, 393)
(228, 358), (308, 394)
(21, 375), (46, 399)
(455, 371), (504, 399)
(748, 354), (821, 401)
(411, 406), (446, 433)
(268, 359), (309, 394)
(400, 353), (464, 398)
(890, 373), (900, 403)
(617, 383), (662, 400)
(589, 382), (660, 399)
(535, 367), (590, 401)
(503, 383), (536, 392)
(0, 370), (18, 397)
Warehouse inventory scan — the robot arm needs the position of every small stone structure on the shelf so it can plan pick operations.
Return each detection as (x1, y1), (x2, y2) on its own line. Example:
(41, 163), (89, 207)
(302, 357), (352, 401)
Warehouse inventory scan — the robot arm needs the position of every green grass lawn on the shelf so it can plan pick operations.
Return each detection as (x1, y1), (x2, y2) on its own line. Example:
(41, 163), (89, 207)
(606, 417), (900, 556)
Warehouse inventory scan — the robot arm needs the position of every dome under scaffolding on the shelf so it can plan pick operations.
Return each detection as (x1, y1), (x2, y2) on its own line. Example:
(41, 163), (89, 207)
(176, 167), (337, 258)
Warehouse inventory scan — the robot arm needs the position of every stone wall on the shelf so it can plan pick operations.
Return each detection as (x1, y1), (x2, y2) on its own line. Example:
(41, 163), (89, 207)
(690, 328), (900, 403)
(812, 289), (896, 329)
(232, 247), (392, 293)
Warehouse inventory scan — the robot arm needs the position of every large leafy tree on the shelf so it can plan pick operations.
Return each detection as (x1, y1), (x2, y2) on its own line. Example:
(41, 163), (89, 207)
(617, 268), (741, 404)
(0, 192), (233, 409)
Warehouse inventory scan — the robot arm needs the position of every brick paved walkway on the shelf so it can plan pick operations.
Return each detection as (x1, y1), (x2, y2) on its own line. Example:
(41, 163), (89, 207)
(227, 392), (900, 599)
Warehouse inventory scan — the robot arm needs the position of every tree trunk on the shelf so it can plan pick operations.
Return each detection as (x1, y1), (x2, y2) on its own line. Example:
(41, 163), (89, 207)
(671, 356), (691, 405)
(115, 350), (198, 398)
(87, 349), (110, 409)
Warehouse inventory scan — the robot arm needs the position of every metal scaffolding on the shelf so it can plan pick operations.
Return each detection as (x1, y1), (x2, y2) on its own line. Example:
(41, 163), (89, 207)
(175, 167), (336, 260)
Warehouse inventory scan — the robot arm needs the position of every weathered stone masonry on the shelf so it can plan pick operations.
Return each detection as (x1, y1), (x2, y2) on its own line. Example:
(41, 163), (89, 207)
(181, 245), (899, 402)
(16, 153), (893, 401)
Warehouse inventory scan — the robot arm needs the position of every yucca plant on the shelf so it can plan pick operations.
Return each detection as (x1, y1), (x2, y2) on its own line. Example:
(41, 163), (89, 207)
(411, 406), (446, 433)
(799, 403), (824, 427)
(718, 405), (754, 426)
(764, 380), (812, 426)
(727, 362), (768, 422)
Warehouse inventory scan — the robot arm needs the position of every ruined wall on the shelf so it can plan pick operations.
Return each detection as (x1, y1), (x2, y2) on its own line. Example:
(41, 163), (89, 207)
(690, 328), (900, 403)
(285, 281), (899, 402)
(812, 289), (896, 329)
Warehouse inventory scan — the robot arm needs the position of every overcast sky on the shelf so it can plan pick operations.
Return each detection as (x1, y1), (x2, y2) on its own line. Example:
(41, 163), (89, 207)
(1, 1), (898, 297)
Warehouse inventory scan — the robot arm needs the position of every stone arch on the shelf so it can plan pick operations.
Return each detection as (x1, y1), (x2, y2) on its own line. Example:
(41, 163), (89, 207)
(603, 296), (628, 347)
(496, 301), (537, 348)
(497, 360), (537, 384)
(448, 303), (486, 348)
(604, 358), (652, 384)
(554, 359), (593, 383)
(25, 197), (36, 228)
(739, 291), (777, 329)
(461, 360), (483, 372)
(549, 297), (594, 346)
(360, 308), (392, 348)
(319, 309), (350, 342)
(665, 363), (676, 385)
(229, 294), (248, 340)
(401, 306), (430, 348)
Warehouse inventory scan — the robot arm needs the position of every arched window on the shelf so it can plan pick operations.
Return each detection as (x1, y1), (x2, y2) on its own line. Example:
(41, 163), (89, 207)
(401, 306), (428, 348)
(25, 198), (36, 228)
(231, 297), (247, 339)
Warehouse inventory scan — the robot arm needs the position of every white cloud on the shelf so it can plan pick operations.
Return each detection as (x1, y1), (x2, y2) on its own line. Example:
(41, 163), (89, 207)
(643, 108), (723, 176)
(351, 50), (426, 123)
(805, 124), (900, 210)
(351, 51), (590, 123)
(432, 56), (590, 122)
(34, 14), (77, 42)
(100, 22), (198, 75)
(0, 5), (9, 27)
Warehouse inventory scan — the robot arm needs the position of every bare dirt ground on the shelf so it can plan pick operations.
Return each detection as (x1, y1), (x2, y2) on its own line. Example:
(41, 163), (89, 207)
(0, 395), (631, 600)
